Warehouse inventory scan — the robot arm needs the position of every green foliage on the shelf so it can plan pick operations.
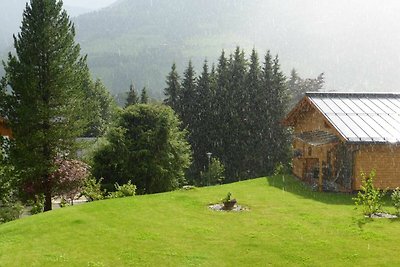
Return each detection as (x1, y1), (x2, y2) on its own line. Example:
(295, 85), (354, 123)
(29, 194), (44, 215)
(84, 79), (117, 137)
(163, 63), (181, 110)
(92, 104), (192, 194)
(221, 192), (232, 203)
(391, 188), (400, 216)
(81, 177), (105, 202)
(287, 69), (324, 109)
(126, 82), (139, 107)
(169, 47), (291, 184)
(140, 87), (149, 104)
(353, 170), (385, 217)
(1, 0), (93, 211)
(0, 144), (22, 223)
(107, 181), (136, 199)
(201, 157), (225, 185)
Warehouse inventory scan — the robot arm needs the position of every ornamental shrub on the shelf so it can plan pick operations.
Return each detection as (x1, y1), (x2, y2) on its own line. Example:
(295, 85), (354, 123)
(107, 181), (136, 199)
(391, 188), (400, 216)
(81, 177), (105, 202)
(201, 157), (225, 185)
(353, 170), (385, 217)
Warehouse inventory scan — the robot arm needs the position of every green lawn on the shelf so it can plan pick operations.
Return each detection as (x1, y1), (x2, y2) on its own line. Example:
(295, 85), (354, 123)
(0, 176), (399, 266)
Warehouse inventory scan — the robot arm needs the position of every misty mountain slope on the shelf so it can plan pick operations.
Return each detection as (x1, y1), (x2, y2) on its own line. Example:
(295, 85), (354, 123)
(73, 0), (400, 97)
(2, 1), (400, 99)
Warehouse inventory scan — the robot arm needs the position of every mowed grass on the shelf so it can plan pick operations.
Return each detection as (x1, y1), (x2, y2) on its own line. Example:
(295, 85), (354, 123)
(1, 176), (400, 266)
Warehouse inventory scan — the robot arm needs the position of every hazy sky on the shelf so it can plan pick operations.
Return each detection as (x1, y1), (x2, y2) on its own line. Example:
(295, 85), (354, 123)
(63, 0), (118, 9)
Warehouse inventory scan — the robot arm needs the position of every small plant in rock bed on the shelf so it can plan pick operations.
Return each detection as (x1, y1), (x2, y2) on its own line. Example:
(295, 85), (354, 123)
(222, 192), (237, 210)
(391, 188), (400, 216)
(353, 170), (385, 217)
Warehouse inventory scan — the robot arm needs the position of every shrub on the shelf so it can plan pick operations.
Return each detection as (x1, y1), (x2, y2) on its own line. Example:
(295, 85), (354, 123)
(353, 170), (385, 217)
(29, 194), (44, 215)
(391, 188), (400, 216)
(107, 181), (136, 199)
(201, 157), (225, 185)
(0, 201), (23, 224)
(81, 177), (105, 202)
(92, 104), (191, 194)
(0, 152), (23, 223)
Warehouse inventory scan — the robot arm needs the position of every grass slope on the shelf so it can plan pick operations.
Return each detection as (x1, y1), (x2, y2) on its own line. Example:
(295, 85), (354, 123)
(1, 176), (399, 266)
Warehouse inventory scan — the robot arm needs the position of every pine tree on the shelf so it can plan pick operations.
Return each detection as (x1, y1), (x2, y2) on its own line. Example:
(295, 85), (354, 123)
(164, 63), (181, 111)
(179, 60), (196, 127)
(262, 54), (291, 173)
(84, 78), (117, 137)
(126, 82), (138, 107)
(1, 0), (90, 211)
(140, 86), (149, 104)
(190, 61), (214, 184)
(245, 49), (263, 176)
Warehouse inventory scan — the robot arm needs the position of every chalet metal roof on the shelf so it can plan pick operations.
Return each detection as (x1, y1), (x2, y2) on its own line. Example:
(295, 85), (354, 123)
(306, 92), (400, 143)
(295, 130), (339, 146)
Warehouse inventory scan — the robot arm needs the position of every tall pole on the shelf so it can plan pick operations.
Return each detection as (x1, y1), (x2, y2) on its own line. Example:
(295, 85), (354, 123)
(206, 152), (212, 186)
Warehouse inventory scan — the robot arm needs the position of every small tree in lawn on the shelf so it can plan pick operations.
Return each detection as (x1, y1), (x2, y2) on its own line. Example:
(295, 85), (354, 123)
(1, 0), (91, 211)
(353, 170), (385, 217)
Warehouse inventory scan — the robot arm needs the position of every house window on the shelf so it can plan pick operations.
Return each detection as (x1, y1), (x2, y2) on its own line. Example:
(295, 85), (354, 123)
(308, 146), (312, 157)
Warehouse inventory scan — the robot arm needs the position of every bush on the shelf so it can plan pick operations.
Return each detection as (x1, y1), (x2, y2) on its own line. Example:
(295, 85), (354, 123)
(353, 170), (385, 217)
(0, 202), (23, 224)
(107, 181), (136, 199)
(81, 177), (105, 202)
(29, 194), (44, 215)
(92, 104), (192, 194)
(0, 152), (23, 223)
(391, 188), (400, 216)
(201, 157), (225, 185)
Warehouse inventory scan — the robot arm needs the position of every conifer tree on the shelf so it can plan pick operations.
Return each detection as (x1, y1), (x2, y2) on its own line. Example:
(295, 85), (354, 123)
(263, 54), (291, 173)
(245, 49), (263, 176)
(164, 63), (181, 111)
(179, 60), (196, 127)
(1, 0), (90, 211)
(287, 69), (324, 108)
(84, 78), (117, 137)
(140, 86), (149, 104)
(125, 82), (138, 107)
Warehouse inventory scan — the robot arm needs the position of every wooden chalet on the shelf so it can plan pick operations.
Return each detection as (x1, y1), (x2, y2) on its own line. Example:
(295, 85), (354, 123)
(284, 92), (400, 192)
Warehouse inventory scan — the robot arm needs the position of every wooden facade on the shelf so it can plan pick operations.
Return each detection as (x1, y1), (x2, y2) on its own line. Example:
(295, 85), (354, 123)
(0, 118), (12, 137)
(285, 93), (400, 191)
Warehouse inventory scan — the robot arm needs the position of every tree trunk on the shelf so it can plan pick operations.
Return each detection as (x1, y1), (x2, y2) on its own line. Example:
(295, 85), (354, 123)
(44, 191), (52, 211)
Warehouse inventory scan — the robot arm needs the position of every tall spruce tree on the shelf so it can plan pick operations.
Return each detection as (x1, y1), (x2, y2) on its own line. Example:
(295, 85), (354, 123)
(164, 63), (181, 111)
(126, 82), (138, 107)
(245, 49), (263, 176)
(263, 54), (291, 172)
(1, 0), (90, 211)
(179, 60), (196, 128)
(140, 86), (149, 104)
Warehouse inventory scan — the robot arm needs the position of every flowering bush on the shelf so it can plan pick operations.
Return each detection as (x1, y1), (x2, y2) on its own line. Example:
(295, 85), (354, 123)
(52, 158), (90, 204)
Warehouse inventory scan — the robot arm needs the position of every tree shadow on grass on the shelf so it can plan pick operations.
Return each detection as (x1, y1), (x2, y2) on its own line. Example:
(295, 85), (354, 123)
(266, 174), (355, 206)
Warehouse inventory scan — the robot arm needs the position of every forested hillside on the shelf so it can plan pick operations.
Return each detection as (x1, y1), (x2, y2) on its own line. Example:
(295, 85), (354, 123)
(2, 0), (400, 98)
(73, 0), (400, 98)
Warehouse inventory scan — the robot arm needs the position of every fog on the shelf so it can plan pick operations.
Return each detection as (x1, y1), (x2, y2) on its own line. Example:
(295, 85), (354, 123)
(2, 0), (400, 95)
(63, 0), (118, 10)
